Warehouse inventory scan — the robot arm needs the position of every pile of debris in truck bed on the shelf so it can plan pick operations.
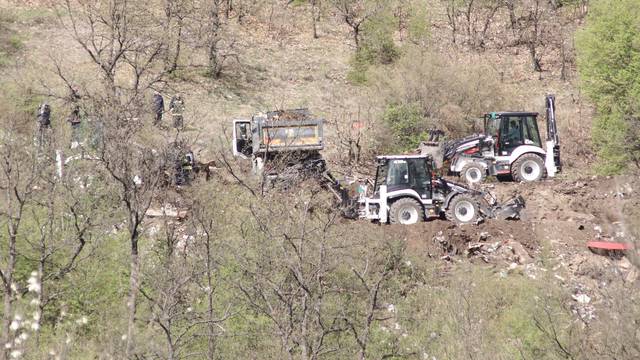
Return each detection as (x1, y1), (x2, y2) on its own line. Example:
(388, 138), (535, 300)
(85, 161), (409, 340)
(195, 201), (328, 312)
(266, 108), (312, 121)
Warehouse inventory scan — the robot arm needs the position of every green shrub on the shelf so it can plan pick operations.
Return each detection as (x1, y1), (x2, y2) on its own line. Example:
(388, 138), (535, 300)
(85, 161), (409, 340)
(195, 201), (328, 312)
(368, 48), (507, 152)
(347, 11), (400, 84)
(382, 102), (429, 151)
(576, 0), (640, 173)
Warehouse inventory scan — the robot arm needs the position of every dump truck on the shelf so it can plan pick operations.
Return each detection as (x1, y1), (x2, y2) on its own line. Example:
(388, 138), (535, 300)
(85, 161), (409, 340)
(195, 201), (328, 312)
(232, 109), (325, 176)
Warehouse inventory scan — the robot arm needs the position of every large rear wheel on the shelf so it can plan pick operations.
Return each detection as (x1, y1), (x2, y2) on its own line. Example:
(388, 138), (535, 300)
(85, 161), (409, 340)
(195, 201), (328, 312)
(460, 162), (486, 185)
(446, 194), (480, 224)
(389, 198), (423, 225)
(511, 154), (544, 182)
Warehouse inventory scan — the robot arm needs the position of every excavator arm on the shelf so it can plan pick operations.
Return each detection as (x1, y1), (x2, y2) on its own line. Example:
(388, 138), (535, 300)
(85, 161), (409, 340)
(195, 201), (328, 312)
(545, 94), (562, 173)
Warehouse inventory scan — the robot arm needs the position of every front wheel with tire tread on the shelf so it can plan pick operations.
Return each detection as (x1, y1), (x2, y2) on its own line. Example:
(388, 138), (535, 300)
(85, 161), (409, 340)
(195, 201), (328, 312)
(460, 162), (486, 185)
(389, 198), (423, 225)
(446, 194), (480, 224)
(511, 154), (544, 182)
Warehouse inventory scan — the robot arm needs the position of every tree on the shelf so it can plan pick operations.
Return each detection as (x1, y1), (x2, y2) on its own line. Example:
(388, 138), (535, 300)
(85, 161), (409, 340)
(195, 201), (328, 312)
(291, 0), (324, 39)
(442, 0), (502, 50)
(0, 115), (39, 360)
(576, 0), (640, 173)
(331, 0), (385, 49)
(57, 0), (178, 356)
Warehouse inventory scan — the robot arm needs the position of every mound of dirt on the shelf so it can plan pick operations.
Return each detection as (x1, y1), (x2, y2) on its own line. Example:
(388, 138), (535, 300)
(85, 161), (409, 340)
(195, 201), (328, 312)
(385, 218), (539, 263)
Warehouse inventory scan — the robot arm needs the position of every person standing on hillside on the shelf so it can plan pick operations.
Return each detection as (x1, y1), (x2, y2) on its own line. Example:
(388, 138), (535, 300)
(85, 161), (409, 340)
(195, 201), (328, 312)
(152, 91), (164, 126)
(169, 94), (185, 130)
(37, 102), (51, 129)
(67, 86), (82, 149)
(36, 102), (52, 147)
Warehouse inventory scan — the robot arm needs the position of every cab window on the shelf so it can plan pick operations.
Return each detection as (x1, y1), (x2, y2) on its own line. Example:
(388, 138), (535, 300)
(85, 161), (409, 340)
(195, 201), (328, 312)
(502, 116), (524, 145)
(387, 160), (409, 186)
(523, 116), (541, 146)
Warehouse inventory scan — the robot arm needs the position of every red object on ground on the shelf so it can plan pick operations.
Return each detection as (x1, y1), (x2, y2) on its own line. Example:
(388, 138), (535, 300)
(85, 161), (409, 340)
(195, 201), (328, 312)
(587, 241), (633, 251)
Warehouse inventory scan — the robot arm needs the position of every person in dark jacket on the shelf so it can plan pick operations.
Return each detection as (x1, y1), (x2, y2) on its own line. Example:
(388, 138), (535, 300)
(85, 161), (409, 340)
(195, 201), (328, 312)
(152, 91), (164, 126)
(36, 103), (52, 147)
(67, 86), (82, 148)
(37, 103), (51, 129)
(175, 150), (195, 185)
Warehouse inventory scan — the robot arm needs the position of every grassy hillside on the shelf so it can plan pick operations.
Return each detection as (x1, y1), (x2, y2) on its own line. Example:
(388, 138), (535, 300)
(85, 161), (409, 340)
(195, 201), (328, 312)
(0, 1), (638, 359)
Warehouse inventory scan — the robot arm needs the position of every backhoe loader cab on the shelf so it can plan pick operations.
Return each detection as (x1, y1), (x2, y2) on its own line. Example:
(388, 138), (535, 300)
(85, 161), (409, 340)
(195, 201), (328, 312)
(483, 112), (542, 155)
(359, 155), (525, 225)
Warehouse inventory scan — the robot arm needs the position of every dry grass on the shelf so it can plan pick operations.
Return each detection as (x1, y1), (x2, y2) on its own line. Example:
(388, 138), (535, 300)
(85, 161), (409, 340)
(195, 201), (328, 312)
(3, 0), (595, 169)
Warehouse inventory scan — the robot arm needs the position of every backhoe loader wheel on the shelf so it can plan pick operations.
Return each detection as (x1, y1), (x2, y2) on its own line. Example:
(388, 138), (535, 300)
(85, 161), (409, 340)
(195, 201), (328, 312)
(446, 195), (480, 224)
(511, 154), (544, 182)
(460, 162), (486, 185)
(389, 198), (423, 225)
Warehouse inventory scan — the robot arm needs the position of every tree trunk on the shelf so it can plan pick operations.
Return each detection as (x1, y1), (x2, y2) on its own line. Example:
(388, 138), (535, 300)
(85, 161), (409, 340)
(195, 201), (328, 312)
(311, 0), (319, 39)
(529, 42), (542, 72)
(208, 1), (222, 78)
(353, 25), (360, 49)
(1, 224), (18, 360)
(226, 0), (232, 18)
(205, 228), (216, 360)
(560, 37), (567, 81)
(125, 220), (140, 358)
(168, 19), (183, 74)
(1, 278), (13, 360)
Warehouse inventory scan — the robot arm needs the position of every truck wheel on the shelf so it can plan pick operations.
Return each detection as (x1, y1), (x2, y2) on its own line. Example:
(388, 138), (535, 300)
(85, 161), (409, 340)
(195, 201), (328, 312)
(460, 162), (486, 185)
(389, 198), (423, 225)
(511, 154), (544, 182)
(446, 195), (480, 224)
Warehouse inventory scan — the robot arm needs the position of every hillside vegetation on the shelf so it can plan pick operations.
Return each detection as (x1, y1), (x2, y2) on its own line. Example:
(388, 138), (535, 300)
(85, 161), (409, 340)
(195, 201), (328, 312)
(0, 0), (638, 359)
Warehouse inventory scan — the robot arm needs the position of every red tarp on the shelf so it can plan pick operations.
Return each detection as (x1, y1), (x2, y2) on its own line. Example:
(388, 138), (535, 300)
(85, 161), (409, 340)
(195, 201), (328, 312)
(587, 241), (633, 251)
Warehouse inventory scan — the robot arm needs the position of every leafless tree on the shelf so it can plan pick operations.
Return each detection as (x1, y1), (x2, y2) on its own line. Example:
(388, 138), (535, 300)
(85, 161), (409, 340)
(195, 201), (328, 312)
(502, 0), (549, 72)
(331, 0), (384, 49)
(345, 253), (401, 360)
(326, 109), (375, 166)
(236, 194), (349, 359)
(0, 117), (40, 360)
(442, 0), (503, 50)
(192, 197), (235, 359)
(56, 0), (180, 356)
(234, 189), (408, 359)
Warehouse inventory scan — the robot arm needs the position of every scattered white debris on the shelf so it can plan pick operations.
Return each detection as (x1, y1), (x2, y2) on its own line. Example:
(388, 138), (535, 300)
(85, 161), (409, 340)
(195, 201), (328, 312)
(572, 293), (591, 304)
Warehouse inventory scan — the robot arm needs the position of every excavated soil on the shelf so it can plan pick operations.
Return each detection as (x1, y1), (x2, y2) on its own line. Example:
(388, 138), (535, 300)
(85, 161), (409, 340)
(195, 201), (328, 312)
(353, 175), (639, 311)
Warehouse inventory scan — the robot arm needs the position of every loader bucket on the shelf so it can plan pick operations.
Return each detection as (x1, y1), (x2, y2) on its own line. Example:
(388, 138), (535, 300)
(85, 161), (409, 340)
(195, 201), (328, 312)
(491, 195), (526, 220)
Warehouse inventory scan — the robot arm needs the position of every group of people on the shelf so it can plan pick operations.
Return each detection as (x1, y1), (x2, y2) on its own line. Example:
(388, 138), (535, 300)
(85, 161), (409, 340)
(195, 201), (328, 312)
(36, 89), (187, 148)
(36, 86), (83, 148)
(35, 88), (195, 186)
(152, 92), (186, 130)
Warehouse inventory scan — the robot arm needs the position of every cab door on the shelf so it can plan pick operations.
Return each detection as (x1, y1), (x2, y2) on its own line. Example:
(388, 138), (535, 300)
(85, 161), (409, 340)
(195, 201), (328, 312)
(232, 119), (252, 158)
(498, 116), (524, 156)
